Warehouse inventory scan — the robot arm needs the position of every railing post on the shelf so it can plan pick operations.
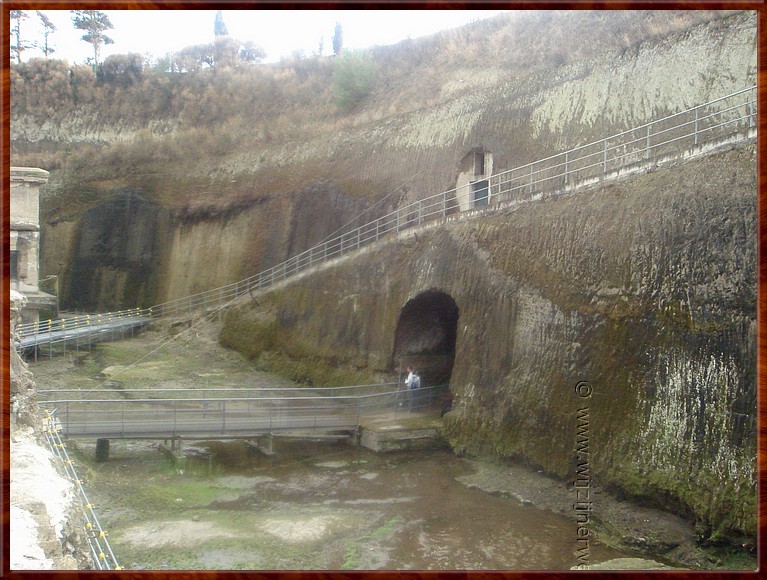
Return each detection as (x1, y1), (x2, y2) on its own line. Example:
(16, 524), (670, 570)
(442, 191), (447, 217)
(694, 108), (699, 146)
(529, 164), (533, 195)
(564, 151), (569, 185)
(393, 388), (398, 417)
(356, 397), (361, 426)
(603, 140), (608, 173)
(646, 125), (651, 153)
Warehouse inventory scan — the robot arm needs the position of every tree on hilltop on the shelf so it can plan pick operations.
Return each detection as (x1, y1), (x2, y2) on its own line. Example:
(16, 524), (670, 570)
(10, 10), (31, 64)
(332, 22), (343, 55)
(214, 10), (229, 37)
(71, 10), (114, 66)
(177, 43), (215, 72)
(240, 41), (266, 64)
(98, 53), (144, 86)
(214, 36), (240, 69)
(333, 49), (377, 111)
(36, 11), (57, 58)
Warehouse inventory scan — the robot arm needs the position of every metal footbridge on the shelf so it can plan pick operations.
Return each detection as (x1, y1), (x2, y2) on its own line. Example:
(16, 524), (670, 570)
(38, 383), (448, 440)
(16, 309), (150, 353)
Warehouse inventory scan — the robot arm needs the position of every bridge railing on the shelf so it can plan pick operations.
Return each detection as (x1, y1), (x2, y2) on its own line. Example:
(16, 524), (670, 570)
(16, 308), (149, 342)
(488, 85), (757, 205)
(22, 87), (756, 331)
(147, 86), (757, 318)
(41, 384), (449, 438)
(37, 382), (403, 402)
(42, 411), (122, 570)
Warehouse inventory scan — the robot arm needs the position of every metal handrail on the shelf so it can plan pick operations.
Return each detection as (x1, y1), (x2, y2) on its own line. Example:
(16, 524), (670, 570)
(16, 308), (150, 340)
(36, 382), (403, 400)
(20, 86), (756, 334)
(40, 383), (449, 439)
(42, 385), (435, 405)
(134, 85), (761, 319)
(42, 410), (122, 570)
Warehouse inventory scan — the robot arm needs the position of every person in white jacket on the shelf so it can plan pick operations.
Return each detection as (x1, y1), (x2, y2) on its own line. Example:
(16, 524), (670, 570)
(405, 366), (420, 411)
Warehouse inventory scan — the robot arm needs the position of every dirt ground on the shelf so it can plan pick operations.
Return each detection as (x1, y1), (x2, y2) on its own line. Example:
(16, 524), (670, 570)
(26, 319), (756, 571)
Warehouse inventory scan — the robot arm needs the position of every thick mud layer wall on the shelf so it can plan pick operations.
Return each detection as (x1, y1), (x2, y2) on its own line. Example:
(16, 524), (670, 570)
(65, 190), (169, 310)
(45, 181), (382, 310)
(220, 144), (756, 541)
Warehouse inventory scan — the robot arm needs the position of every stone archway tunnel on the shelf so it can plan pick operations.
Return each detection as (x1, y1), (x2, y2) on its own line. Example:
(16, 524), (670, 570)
(391, 289), (459, 387)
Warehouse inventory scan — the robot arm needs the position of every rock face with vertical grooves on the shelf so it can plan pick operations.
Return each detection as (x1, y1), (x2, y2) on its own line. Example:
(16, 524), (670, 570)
(220, 144), (756, 541)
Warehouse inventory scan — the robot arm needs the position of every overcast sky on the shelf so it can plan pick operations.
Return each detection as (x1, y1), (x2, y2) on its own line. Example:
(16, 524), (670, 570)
(20, 9), (510, 64)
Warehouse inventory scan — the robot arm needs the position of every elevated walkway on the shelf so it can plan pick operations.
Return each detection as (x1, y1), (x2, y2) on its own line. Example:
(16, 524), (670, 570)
(18, 316), (150, 351)
(16, 310), (150, 359)
(16, 87), (756, 356)
(40, 384), (449, 445)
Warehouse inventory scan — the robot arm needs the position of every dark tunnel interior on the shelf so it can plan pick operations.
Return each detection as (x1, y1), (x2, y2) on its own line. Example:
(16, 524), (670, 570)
(391, 289), (459, 387)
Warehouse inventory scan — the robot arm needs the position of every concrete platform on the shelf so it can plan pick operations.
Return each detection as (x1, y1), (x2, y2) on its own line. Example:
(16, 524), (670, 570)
(358, 411), (447, 452)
